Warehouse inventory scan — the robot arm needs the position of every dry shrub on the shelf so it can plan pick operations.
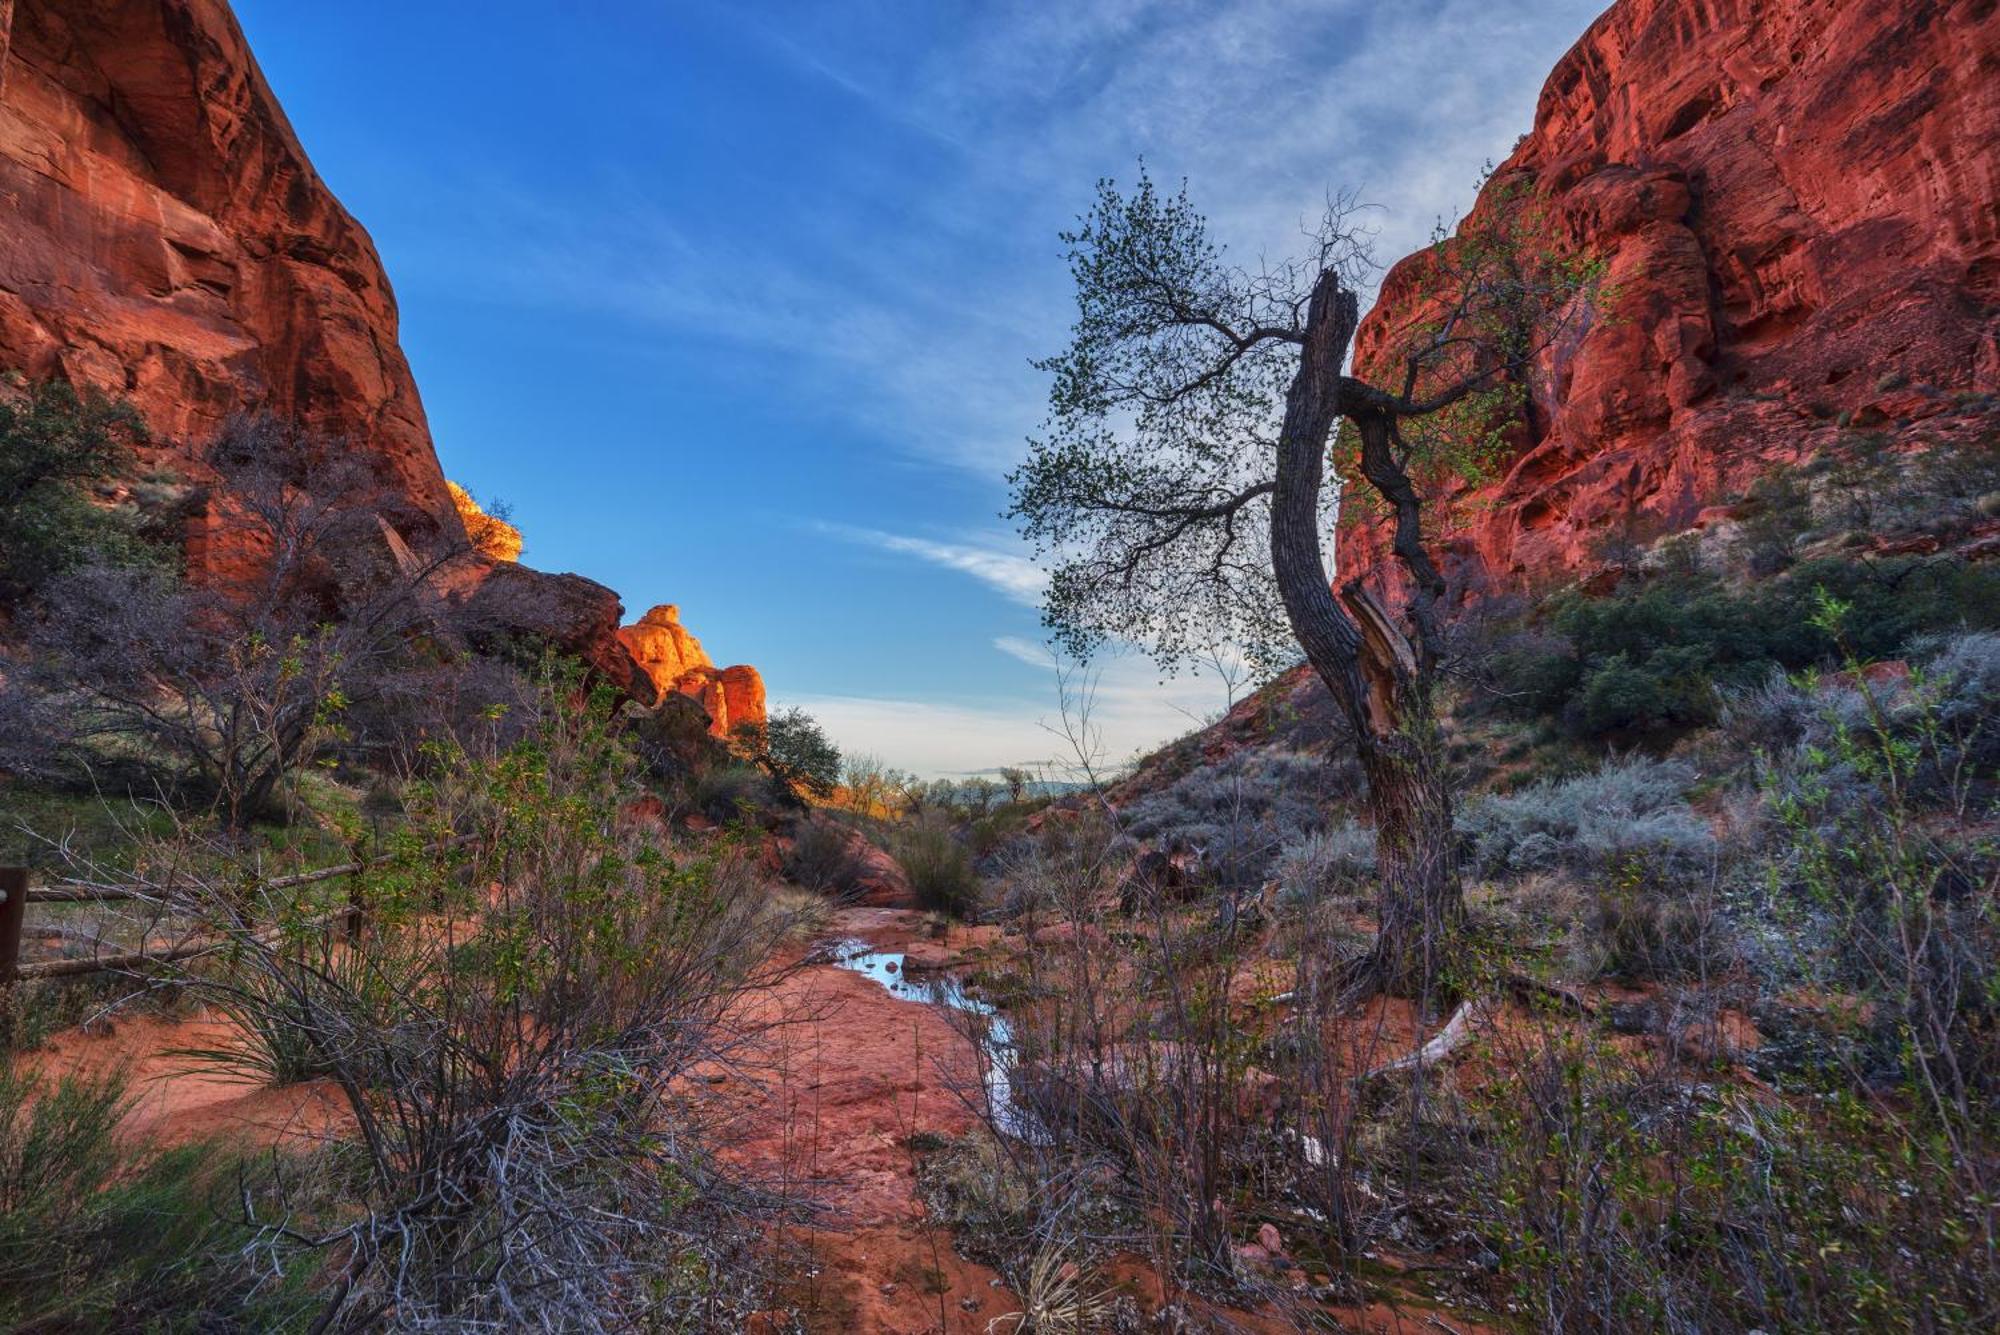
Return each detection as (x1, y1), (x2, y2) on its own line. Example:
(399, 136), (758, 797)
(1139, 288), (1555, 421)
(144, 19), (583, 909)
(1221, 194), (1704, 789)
(895, 816), (983, 918)
(123, 665), (805, 1332)
(784, 815), (874, 899)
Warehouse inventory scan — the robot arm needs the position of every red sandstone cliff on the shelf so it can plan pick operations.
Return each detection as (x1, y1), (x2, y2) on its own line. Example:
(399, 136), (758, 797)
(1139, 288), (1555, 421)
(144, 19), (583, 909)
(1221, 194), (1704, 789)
(1350, 0), (2000, 588)
(0, 0), (708, 704)
(0, 0), (450, 532)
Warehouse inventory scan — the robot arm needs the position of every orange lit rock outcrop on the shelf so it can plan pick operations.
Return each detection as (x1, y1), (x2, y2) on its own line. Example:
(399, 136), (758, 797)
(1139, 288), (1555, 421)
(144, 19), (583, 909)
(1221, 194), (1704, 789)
(617, 605), (767, 738)
(1348, 0), (2000, 591)
(447, 482), (523, 562)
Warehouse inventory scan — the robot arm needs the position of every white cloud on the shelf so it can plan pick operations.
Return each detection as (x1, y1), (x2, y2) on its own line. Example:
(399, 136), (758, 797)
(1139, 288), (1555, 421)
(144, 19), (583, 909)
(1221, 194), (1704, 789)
(820, 524), (1048, 606)
(785, 634), (1259, 778)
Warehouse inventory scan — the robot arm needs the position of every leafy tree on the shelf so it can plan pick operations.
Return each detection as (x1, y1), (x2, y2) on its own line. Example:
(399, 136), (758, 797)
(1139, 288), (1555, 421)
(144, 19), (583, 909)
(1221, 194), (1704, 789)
(735, 707), (842, 799)
(0, 378), (164, 599)
(1009, 171), (1594, 997)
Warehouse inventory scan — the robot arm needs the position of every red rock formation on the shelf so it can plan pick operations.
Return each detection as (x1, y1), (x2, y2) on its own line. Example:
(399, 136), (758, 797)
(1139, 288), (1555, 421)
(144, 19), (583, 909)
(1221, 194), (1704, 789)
(617, 605), (767, 738)
(1349, 0), (2000, 591)
(0, 0), (651, 694)
(447, 482), (523, 562)
(0, 0), (449, 534)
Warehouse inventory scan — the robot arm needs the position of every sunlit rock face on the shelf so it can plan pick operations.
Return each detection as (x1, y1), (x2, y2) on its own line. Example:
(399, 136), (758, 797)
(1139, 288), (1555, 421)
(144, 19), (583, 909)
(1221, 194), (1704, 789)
(618, 605), (767, 738)
(0, 0), (655, 697)
(0, 0), (451, 537)
(449, 483), (523, 562)
(1348, 0), (2000, 591)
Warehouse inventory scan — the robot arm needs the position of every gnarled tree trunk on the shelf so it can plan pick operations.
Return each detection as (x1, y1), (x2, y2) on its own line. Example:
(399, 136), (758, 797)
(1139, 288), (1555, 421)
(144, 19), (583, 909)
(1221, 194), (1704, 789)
(1267, 273), (1464, 1002)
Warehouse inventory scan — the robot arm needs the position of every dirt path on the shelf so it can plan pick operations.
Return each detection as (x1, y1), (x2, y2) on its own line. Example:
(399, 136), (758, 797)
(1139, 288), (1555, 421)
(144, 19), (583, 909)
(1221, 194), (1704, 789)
(20, 906), (1507, 1331)
(719, 906), (1020, 1333)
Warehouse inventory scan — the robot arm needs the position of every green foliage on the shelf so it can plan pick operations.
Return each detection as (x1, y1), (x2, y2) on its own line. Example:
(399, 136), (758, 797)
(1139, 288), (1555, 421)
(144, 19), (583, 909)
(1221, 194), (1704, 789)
(0, 377), (167, 598)
(1007, 169), (1339, 672)
(1470, 1039), (1997, 1331)
(1756, 605), (1998, 1135)
(895, 817), (983, 918)
(1499, 556), (2000, 740)
(0, 1067), (314, 1329)
(1338, 170), (1607, 513)
(735, 706), (842, 799)
(1011, 166), (1599, 685)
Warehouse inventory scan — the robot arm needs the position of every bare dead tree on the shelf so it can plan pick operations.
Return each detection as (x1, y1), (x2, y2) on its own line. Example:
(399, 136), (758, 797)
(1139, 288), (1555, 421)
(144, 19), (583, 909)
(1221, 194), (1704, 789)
(1009, 171), (1596, 999)
(4, 415), (499, 829)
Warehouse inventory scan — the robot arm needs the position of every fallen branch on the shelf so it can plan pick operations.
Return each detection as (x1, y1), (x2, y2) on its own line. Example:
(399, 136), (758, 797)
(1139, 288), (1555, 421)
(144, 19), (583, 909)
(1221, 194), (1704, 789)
(1357, 997), (1494, 1081)
(1503, 970), (1593, 1016)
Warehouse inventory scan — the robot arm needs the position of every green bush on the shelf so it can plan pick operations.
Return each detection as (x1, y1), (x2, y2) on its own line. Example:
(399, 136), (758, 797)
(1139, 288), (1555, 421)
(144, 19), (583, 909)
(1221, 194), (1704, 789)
(1503, 556), (2000, 741)
(896, 818), (983, 918)
(0, 1066), (313, 1329)
(0, 378), (168, 599)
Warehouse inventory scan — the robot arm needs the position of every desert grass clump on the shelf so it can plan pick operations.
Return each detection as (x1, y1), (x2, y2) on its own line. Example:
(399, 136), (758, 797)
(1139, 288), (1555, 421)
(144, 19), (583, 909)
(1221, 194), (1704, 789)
(895, 816), (983, 918)
(0, 1066), (313, 1329)
(988, 1238), (1117, 1335)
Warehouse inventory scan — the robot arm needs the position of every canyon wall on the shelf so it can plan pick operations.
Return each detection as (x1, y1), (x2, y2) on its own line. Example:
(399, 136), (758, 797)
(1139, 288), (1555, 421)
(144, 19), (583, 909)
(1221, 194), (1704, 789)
(0, 0), (761, 718)
(0, 0), (450, 534)
(1350, 0), (2000, 589)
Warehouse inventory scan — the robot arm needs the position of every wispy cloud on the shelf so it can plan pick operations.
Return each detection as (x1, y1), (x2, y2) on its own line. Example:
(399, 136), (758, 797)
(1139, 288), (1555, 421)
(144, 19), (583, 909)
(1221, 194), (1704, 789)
(819, 523), (1048, 605)
(785, 662), (1232, 779)
(403, 2), (1601, 483)
(786, 631), (1257, 777)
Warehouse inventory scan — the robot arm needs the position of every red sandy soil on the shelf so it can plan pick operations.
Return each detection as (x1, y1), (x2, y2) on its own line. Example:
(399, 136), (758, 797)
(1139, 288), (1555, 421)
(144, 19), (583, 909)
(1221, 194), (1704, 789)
(16, 904), (1540, 1331)
(716, 906), (1022, 1333)
(24, 1011), (350, 1149)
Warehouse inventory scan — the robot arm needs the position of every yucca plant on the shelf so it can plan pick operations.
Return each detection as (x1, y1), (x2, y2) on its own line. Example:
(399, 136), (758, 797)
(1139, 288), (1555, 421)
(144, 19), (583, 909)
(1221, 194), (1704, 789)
(988, 1240), (1114, 1334)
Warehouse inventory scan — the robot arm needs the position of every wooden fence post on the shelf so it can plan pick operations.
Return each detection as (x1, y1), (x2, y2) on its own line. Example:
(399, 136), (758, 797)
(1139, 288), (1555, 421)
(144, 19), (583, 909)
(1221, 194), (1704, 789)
(0, 866), (25, 989)
(343, 873), (367, 943)
(1, 865), (26, 1043)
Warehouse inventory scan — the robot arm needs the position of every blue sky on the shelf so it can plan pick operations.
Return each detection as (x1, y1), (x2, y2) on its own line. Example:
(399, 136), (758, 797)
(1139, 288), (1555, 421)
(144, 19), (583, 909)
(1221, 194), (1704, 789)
(232, 0), (1604, 775)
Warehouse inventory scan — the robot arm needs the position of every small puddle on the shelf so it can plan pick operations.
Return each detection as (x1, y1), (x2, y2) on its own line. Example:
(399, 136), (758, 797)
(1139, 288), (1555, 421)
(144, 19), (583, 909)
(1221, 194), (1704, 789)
(824, 938), (1043, 1143)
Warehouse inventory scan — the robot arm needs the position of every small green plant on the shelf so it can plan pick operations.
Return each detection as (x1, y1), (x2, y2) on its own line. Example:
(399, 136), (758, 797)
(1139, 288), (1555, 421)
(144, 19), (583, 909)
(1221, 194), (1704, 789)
(0, 1066), (314, 1328)
(895, 818), (982, 918)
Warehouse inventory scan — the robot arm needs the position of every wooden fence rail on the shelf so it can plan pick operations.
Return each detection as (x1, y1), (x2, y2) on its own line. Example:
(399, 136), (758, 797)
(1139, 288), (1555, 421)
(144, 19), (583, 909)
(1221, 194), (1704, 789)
(0, 833), (483, 988)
